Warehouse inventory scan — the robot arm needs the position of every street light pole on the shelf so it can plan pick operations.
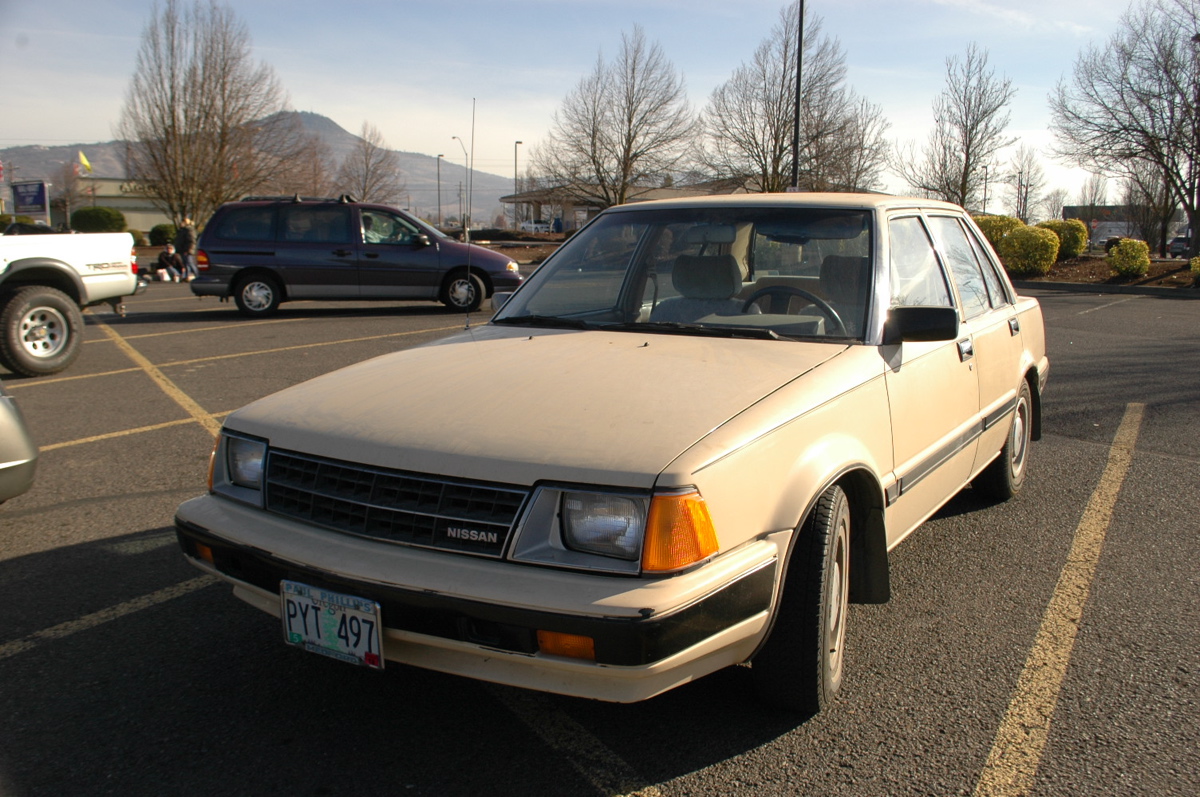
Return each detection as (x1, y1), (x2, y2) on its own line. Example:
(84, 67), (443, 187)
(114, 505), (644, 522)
(452, 135), (470, 240)
(436, 154), (444, 227)
(513, 140), (523, 230)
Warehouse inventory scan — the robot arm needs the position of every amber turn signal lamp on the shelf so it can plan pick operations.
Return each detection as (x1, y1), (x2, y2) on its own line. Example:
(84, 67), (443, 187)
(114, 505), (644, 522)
(537, 630), (596, 661)
(195, 543), (215, 566)
(642, 490), (719, 572)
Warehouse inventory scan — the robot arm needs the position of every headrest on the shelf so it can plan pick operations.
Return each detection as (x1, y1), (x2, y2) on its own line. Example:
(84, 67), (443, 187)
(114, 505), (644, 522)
(672, 254), (742, 300)
(820, 255), (871, 305)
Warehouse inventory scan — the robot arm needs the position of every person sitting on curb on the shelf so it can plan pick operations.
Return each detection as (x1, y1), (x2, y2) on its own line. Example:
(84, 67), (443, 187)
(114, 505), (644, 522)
(155, 243), (184, 282)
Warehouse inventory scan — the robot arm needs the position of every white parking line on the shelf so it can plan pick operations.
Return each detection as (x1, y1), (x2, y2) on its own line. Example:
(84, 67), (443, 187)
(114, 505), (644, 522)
(487, 685), (662, 797)
(973, 402), (1145, 797)
(0, 575), (217, 661)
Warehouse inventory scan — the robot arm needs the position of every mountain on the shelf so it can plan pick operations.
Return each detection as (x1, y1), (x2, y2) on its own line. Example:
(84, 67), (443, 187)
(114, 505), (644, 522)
(0, 112), (511, 225)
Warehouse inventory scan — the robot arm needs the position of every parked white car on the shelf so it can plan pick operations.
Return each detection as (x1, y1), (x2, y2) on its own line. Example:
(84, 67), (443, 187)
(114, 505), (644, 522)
(176, 193), (1048, 714)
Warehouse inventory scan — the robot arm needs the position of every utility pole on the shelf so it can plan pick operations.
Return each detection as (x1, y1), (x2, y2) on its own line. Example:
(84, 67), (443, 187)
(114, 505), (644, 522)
(513, 140), (523, 230)
(436, 154), (444, 227)
(790, 0), (804, 191)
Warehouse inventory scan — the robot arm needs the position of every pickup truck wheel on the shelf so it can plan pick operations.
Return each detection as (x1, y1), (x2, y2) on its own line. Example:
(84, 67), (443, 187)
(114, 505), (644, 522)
(440, 272), (484, 312)
(233, 275), (282, 317)
(973, 379), (1033, 501)
(751, 483), (850, 715)
(0, 286), (84, 377)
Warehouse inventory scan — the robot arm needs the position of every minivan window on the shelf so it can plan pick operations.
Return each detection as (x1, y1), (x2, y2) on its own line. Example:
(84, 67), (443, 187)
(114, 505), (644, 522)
(280, 206), (353, 244)
(213, 207), (275, 242)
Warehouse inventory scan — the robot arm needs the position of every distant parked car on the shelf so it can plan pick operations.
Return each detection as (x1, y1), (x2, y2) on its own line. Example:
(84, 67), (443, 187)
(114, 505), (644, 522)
(1169, 236), (1190, 258)
(191, 196), (523, 316)
(520, 220), (551, 233)
(2, 222), (57, 235)
(0, 379), (37, 503)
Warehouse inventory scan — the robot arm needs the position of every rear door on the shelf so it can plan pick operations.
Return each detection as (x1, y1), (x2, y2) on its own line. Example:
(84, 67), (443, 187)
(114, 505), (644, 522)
(357, 208), (443, 299)
(275, 204), (358, 298)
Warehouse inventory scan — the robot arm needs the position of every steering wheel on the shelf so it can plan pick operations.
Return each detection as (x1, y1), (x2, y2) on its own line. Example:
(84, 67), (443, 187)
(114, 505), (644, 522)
(741, 286), (847, 335)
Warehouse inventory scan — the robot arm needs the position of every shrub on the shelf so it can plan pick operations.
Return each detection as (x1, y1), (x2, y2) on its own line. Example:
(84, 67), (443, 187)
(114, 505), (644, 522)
(1036, 219), (1089, 261)
(1107, 238), (1150, 277)
(71, 206), (127, 233)
(1190, 256), (1200, 276)
(128, 229), (148, 246)
(149, 223), (177, 246)
(997, 225), (1060, 277)
(972, 214), (1023, 249)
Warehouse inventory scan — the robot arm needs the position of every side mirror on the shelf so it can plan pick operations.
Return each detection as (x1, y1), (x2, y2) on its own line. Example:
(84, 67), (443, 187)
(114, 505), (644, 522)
(413, 233), (431, 248)
(491, 292), (512, 312)
(883, 306), (959, 344)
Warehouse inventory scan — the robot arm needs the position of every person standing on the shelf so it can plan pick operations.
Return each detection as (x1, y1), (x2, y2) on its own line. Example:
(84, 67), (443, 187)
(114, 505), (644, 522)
(174, 218), (198, 281)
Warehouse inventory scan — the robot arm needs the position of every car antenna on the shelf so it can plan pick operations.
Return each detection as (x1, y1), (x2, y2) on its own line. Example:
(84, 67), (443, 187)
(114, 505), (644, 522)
(463, 99), (476, 330)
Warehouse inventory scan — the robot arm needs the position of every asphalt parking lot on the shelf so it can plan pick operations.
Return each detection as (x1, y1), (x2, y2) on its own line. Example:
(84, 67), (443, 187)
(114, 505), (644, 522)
(1, 283), (1197, 796)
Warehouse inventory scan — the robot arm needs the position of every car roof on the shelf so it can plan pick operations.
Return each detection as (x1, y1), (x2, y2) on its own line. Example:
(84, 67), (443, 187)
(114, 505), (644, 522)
(601, 192), (968, 214)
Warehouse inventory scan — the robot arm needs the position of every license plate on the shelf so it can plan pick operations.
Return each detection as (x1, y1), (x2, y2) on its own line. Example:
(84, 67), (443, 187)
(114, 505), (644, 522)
(280, 580), (384, 669)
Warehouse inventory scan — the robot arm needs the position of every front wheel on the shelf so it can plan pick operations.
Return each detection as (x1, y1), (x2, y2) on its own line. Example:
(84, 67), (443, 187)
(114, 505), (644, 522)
(0, 286), (85, 377)
(751, 483), (851, 715)
(233, 275), (282, 317)
(973, 379), (1033, 501)
(440, 272), (484, 312)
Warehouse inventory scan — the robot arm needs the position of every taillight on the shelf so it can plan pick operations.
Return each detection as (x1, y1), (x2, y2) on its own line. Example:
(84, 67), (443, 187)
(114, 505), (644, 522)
(131, 247), (139, 274)
(197, 249), (209, 270)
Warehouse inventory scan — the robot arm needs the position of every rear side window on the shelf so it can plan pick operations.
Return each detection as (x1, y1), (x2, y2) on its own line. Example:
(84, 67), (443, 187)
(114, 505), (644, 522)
(926, 216), (989, 319)
(888, 216), (953, 308)
(280, 206), (353, 244)
(212, 207), (275, 242)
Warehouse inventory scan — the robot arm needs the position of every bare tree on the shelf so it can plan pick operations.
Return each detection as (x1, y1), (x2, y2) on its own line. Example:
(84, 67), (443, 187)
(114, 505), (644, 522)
(534, 26), (695, 209)
(1005, 144), (1047, 221)
(894, 43), (1016, 207)
(334, 122), (405, 205)
(1050, 0), (1200, 256)
(1122, 161), (1181, 253)
(116, 0), (304, 227)
(700, 3), (888, 193)
(1041, 187), (1070, 221)
(266, 133), (337, 198)
(49, 162), (86, 226)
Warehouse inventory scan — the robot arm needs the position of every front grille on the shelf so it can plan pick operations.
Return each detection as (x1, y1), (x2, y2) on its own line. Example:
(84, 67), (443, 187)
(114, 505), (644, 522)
(265, 450), (528, 558)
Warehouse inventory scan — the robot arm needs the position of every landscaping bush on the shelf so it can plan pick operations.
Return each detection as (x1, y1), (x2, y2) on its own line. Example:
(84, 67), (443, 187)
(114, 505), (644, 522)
(71, 206), (126, 233)
(997, 225), (1059, 277)
(1036, 218), (1089, 261)
(149, 223), (177, 246)
(1190, 255), (1200, 277)
(973, 214), (1023, 249)
(1107, 238), (1150, 277)
(128, 229), (148, 246)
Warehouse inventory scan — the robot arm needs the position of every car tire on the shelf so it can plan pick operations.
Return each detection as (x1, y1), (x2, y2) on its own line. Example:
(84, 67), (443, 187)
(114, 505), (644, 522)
(751, 483), (851, 715)
(440, 271), (484, 312)
(233, 274), (282, 318)
(0, 285), (85, 377)
(973, 379), (1033, 501)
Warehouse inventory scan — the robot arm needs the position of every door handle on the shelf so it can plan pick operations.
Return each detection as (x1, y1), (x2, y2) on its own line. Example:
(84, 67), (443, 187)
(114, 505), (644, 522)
(957, 338), (974, 362)
(1008, 317), (1020, 335)
(332, 249), (352, 257)
(364, 252), (379, 259)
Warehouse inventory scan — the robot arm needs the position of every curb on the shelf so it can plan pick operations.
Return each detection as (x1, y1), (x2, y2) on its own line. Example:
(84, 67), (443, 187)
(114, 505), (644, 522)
(1013, 280), (1200, 299)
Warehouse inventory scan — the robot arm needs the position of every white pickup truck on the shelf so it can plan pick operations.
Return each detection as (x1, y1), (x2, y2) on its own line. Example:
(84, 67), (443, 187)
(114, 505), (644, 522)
(0, 232), (144, 376)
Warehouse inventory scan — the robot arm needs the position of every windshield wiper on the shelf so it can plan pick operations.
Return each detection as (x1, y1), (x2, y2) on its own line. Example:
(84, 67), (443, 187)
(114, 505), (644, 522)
(493, 314), (593, 330)
(604, 321), (794, 341)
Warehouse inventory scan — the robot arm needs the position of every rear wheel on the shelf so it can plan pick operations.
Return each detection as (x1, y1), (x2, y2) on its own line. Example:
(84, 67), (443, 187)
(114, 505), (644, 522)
(440, 271), (484, 312)
(0, 286), (85, 376)
(233, 274), (282, 317)
(973, 379), (1033, 501)
(751, 483), (851, 715)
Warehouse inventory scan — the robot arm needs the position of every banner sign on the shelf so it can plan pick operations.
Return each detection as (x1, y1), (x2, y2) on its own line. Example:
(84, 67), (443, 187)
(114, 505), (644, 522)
(12, 181), (49, 215)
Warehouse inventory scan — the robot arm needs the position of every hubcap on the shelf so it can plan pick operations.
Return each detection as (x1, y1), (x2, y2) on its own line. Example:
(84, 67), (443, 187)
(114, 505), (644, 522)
(1010, 397), (1029, 477)
(827, 516), (849, 683)
(243, 282), (274, 311)
(19, 306), (69, 359)
(449, 278), (475, 307)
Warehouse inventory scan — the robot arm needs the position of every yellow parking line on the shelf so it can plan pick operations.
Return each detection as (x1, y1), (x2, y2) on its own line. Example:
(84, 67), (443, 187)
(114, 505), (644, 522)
(95, 321), (223, 437)
(2, 366), (143, 389)
(39, 412), (233, 452)
(0, 576), (217, 661)
(487, 686), (662, 797)
(973, 403), (1145, 797)
(86, 316), (301, 343)
(157, 325), (461, 368)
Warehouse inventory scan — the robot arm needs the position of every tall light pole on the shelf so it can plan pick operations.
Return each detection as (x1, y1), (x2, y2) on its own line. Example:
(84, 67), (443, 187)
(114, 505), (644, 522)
(513, 140), (523, 230)
(790, 0), (804, 191)
(436, 154), (444, 227)
(452, 135), (470, 239)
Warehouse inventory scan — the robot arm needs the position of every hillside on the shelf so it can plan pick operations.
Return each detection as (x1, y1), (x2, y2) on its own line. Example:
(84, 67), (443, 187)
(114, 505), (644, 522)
(0, 112), (512, 224)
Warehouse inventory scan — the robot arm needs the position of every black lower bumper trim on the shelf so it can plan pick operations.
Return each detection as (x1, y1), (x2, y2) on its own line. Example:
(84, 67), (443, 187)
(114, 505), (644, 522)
(175, 518), (775, 667)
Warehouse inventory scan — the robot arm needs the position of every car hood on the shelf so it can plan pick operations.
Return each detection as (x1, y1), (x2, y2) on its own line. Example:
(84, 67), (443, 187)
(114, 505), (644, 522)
(227, 325), (847, 488)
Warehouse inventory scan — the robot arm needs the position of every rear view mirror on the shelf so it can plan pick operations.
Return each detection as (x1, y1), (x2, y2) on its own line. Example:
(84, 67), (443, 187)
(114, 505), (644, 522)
(883, 306), (959, 344)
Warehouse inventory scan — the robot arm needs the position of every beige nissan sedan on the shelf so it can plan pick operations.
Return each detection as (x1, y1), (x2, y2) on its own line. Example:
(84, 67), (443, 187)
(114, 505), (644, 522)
(175, 194), (1048, 714)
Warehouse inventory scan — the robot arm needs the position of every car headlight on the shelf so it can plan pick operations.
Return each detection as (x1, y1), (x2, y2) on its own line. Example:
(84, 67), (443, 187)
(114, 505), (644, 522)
(226, 435), (267, 489)
(561, 492), (645, 560)
(505, 261), (520, 273)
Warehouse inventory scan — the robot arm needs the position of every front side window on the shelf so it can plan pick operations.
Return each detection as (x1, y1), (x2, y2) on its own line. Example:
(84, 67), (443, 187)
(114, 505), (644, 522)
(362, 210), (422, 245)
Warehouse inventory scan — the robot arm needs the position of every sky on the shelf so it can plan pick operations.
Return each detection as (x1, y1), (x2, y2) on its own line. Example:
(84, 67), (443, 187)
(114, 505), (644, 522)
(0, 0), (1137, 205)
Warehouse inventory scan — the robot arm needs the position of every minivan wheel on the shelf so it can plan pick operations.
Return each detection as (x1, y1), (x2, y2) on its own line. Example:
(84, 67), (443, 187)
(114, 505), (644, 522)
(440, 272), (484, 312)
(751, 483), (850, 715)
(233, 275), (282, 317)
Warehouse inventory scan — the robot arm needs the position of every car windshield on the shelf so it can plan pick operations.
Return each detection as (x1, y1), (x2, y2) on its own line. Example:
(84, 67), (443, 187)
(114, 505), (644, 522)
(493, 205), (874, 341)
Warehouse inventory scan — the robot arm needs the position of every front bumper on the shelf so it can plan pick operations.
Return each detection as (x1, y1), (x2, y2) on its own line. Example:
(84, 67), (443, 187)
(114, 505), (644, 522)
(174, 493), (780, 702)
